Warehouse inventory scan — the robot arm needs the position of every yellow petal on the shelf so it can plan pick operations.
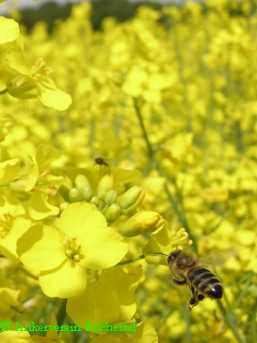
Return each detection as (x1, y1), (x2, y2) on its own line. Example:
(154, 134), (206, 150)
(56, 202), (107, 238)
(27, 192), (59, 220)
(39, 260), (87, 298)
(55, 202), (127, 269)
(0, 331), (31, 343)
(39, 87), (72, 111)
(0, 17), (20, 44)
(84, 228), (128, 270)
(17, 224), (65, 273)
(67, 264), (143, 325)
(0, 217), (31, 260)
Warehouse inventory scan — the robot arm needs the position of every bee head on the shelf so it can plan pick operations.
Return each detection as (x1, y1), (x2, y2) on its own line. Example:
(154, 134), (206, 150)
(167, 250), (182, 265)
(176, 253), (196, 269)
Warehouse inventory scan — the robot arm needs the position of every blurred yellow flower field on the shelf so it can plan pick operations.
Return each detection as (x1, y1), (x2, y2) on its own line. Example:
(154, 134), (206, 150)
(0, 0), (256, 342)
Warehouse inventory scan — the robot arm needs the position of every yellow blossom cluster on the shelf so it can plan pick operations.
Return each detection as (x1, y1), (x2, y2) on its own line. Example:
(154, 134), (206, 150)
(0, 0), (256, 342)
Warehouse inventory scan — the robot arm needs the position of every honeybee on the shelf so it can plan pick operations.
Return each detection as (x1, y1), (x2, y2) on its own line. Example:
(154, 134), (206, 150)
(167, 249), (223, 309)
(94, 157), (109, 167)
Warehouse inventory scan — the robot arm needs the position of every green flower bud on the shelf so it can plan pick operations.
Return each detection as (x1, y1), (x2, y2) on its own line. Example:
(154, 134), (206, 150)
(104, 203), (121, 222)
(104, 190), (118, 205)
(75, 174), (93, 201)
(97, 174), (114, 199)
(120, 211), (165, 237)
(118, 186), (145, 213)
(58, 185), (70, 202)
(90, 196), (100, 206)
(90, 196), (105, 210)
(69, 188), (81, 202)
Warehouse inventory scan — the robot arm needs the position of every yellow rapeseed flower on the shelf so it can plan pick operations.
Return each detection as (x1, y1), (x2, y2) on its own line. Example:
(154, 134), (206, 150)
(17, 203), (128, 298)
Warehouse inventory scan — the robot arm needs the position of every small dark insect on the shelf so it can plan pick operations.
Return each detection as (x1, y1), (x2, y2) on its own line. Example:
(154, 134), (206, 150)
(167, 249), (223, 309)
(94, 157), (109, 167)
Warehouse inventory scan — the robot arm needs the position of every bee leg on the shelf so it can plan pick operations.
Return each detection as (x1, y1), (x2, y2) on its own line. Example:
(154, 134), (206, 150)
(188, 285), (199, 310)
(197, 294), (205, 302)
(188, 294), (199, 310)
(189, 297), (197, 307)
(172, 277), (187, 285)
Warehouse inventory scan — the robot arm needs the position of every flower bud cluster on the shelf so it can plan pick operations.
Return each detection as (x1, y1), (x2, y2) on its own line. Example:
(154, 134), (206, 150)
(68, 173), (145, 223)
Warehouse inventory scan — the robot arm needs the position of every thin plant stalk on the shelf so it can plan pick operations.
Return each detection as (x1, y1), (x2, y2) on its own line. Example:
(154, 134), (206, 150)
(133, 96), (198, 252)
(133, 96), (245, 343)
(56, 299), (67, 328)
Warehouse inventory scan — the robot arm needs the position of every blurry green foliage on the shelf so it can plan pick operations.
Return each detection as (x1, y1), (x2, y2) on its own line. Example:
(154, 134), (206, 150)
(17, 0), (257, 33)
(20, 0), (161, 32)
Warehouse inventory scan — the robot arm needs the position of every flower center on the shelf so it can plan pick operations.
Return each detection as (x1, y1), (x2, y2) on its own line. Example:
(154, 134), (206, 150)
(64, 237), (84, 263)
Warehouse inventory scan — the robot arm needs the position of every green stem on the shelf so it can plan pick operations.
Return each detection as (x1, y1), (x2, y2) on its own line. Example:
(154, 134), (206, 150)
(163, 183), (198, 253)
(133, 97), (244, 342)
(10, 305), (23, 314)
(118, 255), (145, 266)
(118, 252), (168, 266)
(133, 97), (197, 251)
(217, 300), (245, 343)
(133, 97), (154, 159)
(0, 88), (8, 95)
(21, 267), (38, 280)
(56, 299), (67, 328)
(245, 298), (257, 341)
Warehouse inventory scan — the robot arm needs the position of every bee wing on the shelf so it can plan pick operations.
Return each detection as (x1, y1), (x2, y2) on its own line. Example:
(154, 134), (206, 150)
(198, 249), (236, 267)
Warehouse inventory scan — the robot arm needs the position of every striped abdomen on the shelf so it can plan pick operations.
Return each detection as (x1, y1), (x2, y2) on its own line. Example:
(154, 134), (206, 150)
(187, 267), (223, 299)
